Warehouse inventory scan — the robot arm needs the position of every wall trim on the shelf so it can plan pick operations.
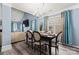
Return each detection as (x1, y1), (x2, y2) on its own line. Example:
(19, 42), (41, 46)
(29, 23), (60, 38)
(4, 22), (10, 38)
(1, 44), (12, 52)
(62, 43), (79, 49)
(71, 45), (79, 49)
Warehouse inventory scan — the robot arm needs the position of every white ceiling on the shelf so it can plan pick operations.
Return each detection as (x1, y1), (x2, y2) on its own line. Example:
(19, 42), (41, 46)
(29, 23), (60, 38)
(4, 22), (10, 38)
(12, 3), (77, 16)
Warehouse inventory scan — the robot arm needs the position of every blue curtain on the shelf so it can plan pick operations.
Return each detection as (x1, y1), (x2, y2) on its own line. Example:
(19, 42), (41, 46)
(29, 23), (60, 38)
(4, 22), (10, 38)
(63, 10), (73, 45)
(34, 16), (38, 31)
(17, 23), (20, 31)
(42, 17), (46, 31)
(29, 20), (32, 30)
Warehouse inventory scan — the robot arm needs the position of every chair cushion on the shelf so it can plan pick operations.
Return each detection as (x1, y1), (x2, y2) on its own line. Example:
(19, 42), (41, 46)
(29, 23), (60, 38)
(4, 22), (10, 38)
(33, 32), (40, 41)
(27, 32), (32, 38)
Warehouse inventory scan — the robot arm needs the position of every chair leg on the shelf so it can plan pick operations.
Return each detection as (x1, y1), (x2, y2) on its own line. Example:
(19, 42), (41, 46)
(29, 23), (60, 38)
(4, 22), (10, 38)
(45, 44), (47, 52)
(55, 46), (59, 55)
(28, 42), (30, 48)
(33, 44), (37, 52)
(26, 39), (28, 44)
(33, 45), (35, 52)
(40, 45), (41, 55)
(31, 42), (33, 49)
(27, 42), (29, 48)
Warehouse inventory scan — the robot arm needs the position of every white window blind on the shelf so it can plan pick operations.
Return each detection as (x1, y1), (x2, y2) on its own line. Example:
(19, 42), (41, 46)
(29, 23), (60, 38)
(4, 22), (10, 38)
(48, 14), (63, 34)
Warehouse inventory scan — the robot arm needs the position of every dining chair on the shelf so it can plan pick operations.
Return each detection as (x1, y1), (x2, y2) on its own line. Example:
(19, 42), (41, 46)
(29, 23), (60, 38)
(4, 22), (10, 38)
(52, 31), (62, 55)
(25, 32), (28, 44)
(33, 31), (46, 55)
(27, 30), (33, 49)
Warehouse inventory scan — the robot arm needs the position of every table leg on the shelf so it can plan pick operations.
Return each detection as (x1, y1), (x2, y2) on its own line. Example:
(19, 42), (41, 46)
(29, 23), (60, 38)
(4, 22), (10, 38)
(49, 39), (51, 55)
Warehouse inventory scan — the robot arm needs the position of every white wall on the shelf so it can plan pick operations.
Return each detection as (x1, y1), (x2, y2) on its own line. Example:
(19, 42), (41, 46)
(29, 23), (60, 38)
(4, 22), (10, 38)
(11, 8), (24, 21)
(0, 4), (2, 20)
(0, 4), (2, 29)
(71, 8), (79, 46)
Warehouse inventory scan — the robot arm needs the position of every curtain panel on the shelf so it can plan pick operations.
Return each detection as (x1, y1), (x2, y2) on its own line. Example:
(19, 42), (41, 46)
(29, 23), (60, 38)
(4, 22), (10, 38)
(29, 20), (32, 30)
(34, 16), (38, 31)
(63, 10), (73, 45)
(42, 17), (46, 31)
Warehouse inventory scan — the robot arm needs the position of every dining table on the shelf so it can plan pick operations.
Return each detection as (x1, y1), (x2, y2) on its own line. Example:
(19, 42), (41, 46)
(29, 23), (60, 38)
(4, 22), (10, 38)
(26, 30), (57, 55)
(40, 32), (57, 55)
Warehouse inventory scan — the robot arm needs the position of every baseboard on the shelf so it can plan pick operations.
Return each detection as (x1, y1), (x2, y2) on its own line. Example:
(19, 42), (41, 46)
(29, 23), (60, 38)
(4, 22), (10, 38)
(62, 43), (79, 49)
(11, 40), (25, 44)
(1, 44), (12, 52)
(71, 45), (79, 49)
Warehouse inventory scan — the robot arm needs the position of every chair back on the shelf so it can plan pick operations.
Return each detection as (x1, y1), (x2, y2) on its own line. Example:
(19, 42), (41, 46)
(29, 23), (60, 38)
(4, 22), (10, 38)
(33, 31), (41, 42)
(27, 30), (33, 39)
(56, 31), (62, 43)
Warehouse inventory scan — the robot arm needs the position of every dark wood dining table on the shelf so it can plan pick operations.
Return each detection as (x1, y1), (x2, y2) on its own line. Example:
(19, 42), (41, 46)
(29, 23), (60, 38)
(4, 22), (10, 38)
(40, 32), (56, 55)
(26, 31), (57, 55)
